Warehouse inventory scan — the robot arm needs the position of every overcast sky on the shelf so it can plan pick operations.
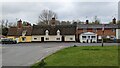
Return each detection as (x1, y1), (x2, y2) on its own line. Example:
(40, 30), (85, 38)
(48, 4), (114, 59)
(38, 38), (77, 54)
(1, 1), (119, 24)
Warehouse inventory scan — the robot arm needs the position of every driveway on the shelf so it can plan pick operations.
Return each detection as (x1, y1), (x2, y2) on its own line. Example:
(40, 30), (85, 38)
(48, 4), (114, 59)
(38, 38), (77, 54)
(2, 43), (119, 66)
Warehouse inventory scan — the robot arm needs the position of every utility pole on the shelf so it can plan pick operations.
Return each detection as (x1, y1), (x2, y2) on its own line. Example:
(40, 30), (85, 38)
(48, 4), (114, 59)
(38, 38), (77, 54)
(102, 24), (104, 47)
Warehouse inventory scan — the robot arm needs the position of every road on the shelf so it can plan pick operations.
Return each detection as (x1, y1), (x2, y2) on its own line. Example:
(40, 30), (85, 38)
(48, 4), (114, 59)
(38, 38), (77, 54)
(2, 43), (119, 66)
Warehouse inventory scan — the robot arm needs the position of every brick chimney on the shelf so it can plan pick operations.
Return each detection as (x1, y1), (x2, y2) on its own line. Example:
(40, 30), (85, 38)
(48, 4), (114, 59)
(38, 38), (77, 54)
(50, 17), (56, 26)
(112, 17), (116, 24)
(86, 20), (89, 24)
(17, 19), (22, 28)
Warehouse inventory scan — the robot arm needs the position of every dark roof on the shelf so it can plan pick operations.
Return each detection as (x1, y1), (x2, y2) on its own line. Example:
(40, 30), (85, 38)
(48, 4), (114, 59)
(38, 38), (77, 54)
(7, 27), (18, 36)
(77, 24), (118, 29)
(7, 26), (32, 36)
(32, 25), (76, 35)
(18, 26), (32, 36)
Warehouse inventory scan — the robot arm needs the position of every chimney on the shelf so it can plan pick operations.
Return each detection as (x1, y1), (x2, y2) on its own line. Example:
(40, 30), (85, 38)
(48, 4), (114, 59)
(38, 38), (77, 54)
(52, 17), (55, 20)
(50, 17), (56, 26)
(113, 17), (116, 24)
(17, 19), (22, 28)
(86, 20), (89, 24)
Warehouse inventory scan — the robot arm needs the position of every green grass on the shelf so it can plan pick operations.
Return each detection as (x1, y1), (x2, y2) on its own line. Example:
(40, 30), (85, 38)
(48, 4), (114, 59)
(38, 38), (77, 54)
(32, 46), (118, 67)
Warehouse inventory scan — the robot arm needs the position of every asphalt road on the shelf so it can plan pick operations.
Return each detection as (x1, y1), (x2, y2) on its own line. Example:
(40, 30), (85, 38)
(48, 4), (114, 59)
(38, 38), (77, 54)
(2, 43), (119, 66)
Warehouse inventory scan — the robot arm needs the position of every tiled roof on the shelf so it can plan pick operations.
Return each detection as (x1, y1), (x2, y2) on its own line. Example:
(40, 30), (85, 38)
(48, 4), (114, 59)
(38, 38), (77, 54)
(7, 27), (18, 36)
(7, 26), (32, 36)
(77, 24), (118, 29)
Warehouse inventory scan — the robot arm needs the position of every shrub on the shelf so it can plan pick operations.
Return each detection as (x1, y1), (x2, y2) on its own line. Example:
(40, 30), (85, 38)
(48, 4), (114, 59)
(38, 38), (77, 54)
(73, 45), (77, 47)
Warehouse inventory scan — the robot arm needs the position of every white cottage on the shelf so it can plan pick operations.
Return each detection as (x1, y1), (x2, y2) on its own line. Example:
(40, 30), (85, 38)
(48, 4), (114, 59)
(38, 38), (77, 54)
(79, 32), (97, 43)
(32, 18), (76, 42)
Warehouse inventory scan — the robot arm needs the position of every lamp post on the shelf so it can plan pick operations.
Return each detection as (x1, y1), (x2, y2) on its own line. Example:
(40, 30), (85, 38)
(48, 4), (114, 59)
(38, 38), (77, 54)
(102, 24), (104, 47)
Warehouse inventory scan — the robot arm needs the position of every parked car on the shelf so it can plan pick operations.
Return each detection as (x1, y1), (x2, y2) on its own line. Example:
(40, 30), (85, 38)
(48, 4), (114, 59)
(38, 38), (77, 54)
(1, 38), (17, 44)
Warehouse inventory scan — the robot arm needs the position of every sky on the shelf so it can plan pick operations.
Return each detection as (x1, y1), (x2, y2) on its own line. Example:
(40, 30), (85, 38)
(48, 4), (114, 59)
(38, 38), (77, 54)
(1, 0), (120, 24)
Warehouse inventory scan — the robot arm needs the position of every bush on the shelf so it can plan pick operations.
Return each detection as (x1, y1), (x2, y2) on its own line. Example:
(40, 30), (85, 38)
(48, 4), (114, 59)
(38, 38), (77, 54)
(116, 39), (120, 43)
(73, 45), (77, 47)
(103, 38), (114, 43)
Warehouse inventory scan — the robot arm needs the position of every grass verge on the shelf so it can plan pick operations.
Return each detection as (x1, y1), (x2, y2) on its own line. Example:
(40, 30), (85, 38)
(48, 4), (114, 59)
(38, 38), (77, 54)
(31, 46), (118, 68)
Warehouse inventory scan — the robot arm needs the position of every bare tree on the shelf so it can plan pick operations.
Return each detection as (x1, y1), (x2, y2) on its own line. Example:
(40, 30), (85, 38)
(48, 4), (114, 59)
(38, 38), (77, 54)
(1, 19), (9, 36)
(38, 9), (57, 25)
(91, 16), (100, 24)
(1, 19), (8, 28)
(8, 22), (17, 27)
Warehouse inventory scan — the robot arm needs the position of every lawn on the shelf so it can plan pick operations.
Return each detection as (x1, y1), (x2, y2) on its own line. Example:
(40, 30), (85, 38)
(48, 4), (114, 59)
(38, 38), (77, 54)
(32, 46), (118, 67)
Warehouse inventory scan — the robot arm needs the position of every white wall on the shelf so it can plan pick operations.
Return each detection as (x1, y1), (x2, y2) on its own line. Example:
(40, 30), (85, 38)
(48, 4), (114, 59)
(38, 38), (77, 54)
(64, 35), (75, 41)
(44, 35), (62, 41)
(32, 35), (62, 41)
(32, 35), (45, 41)
(116, 29), (120, 39)
(32, 35), (76, 42)
(80, 34), (97, 43)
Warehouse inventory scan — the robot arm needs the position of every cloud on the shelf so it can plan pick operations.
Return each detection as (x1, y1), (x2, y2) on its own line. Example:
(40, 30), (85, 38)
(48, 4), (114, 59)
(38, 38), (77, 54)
(1, 0), (119, 2)
(2, 2), (118, 24)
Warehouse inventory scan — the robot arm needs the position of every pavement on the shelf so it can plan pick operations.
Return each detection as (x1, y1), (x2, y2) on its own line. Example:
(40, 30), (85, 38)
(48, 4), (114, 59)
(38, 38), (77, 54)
(1, 42), (119, 66)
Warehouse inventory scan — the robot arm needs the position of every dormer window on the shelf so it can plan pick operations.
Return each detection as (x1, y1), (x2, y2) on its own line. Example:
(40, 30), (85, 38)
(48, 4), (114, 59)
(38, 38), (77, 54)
(45, 30), (49, 35)
(112, 29), (115, 32)
(22, 30), (27, 36)
(57, 30), (60, 35)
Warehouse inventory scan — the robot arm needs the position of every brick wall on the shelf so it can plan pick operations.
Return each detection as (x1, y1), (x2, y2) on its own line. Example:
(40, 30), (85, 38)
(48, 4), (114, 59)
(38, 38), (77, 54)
(76, 28), (116, 39)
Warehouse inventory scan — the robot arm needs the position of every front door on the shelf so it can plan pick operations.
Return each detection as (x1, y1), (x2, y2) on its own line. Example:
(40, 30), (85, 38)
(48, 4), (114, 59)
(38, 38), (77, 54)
(88, 36), (91, 43)
(62, 36), (64, 42)
(90, 39), (92, 43)
(41, 37), (44, 42)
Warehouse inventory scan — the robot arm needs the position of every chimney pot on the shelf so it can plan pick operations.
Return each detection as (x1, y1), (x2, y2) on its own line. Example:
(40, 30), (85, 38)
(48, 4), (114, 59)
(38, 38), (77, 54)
(17, 19), (22, 28)
(113, 17), (116, 24)
(86, 20), (89, 24)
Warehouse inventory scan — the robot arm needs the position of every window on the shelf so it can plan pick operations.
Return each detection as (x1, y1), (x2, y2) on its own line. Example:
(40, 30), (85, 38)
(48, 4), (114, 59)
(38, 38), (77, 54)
(98, 36), (102, 39)
(82, 36), (86, 39)
(83, 28), (87, 32)
(57, 30), (60, 35)
(34, 38), (37, 40)
(56, 38), (60, 40)
(46, 38), (49, 40)
(112, 29), (115, 32)
(45, 30), (49, 35)
(88, 36), (90, 39)
(22, 30), (27, 36)
(70, 38), (73, 40)
(91, 36), (96, 38)
(22, 37), (26, 42)
(106, 36), (110, 38)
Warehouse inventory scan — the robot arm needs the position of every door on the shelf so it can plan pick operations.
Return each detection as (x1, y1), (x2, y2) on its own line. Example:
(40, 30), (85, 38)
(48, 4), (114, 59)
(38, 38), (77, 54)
(41, 37), (44, 42)
(88, 36), (91, 43)
(90, 39), (92, 43)
(62, 36), (64, 42)
(87, 39), (88, 43)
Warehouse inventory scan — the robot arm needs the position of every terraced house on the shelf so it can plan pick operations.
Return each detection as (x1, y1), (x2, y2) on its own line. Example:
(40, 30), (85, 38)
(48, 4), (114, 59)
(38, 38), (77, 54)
(32, 18), (76, 42)
(7, 19), (32, 43)
(7, 18), (119, 43)
(76, 18), (118, 43)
